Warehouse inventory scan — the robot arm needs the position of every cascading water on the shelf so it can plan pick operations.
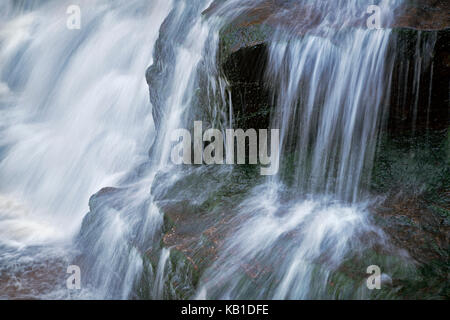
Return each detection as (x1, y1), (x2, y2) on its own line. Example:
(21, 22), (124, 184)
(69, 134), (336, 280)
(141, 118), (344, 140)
(77, 0), (276, 299)
(0, 0), (173, 298)
(75, 0), (218, 299)
(197, 0), (405, 299)
(0, 0), (246, 299)
(0, 0), (428, 300)
(0, 0), (174, 244)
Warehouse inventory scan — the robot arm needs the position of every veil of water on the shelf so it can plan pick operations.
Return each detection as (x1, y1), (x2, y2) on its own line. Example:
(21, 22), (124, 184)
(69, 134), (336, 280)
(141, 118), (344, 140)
(0, 0), (173, 245)
(0, 0), (174, 298)
(0, 0), (415, 300)
(197, 0), (405, 299)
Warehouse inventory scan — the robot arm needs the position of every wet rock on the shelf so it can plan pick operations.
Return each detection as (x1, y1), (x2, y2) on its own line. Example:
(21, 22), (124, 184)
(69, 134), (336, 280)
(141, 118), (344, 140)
(393, 0), (450, 30)
(141, 2), (450, 299)
(222, 43), (271, 130)
(220, 27), (449, 135)
(371, 131), (449, 299)
(151, 166), (262, 297)
(381, 273), (393, 287)
(388, 28), (449, 135)
(209, 0), (450, 56)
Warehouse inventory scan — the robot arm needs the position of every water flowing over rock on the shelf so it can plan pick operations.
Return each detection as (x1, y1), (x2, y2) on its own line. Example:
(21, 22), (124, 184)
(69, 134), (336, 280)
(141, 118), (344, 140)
(0, 0), (448, 299)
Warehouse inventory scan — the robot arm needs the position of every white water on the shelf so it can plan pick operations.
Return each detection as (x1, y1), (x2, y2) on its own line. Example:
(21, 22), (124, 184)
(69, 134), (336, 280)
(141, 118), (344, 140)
(0, 0), (172, 245)
(74, 0), (216, 299)
(0, 0), (173, 298)
(197, 0), (404, 299)
(152, 247), (171, 299)
(1, 0), (411, 300)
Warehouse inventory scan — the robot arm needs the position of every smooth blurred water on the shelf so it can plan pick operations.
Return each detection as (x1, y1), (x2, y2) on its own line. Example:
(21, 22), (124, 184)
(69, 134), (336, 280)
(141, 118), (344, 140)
(1, 0), (410, 300)
(74, 0), (220, 299)
(197, 0), (405, 299)
(0, 0), (172, 298)
(0, 0), (173, 244)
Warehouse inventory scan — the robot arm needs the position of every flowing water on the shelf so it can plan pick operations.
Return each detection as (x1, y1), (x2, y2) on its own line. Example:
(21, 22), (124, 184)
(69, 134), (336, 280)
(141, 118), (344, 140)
(197, 0), (405, 299)
(0, 0), (173, 299)
(0, 0), (413, 299)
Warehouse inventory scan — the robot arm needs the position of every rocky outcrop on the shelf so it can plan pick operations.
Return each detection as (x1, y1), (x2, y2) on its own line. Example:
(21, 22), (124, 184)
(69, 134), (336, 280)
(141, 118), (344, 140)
(217, 7), (449, 135)
(201, 1), (450, 298)
(77, 2), (449, 299)
(388, 28), (449, 134)
(393, 0), (450, 30)
(210, 0), (450, 58)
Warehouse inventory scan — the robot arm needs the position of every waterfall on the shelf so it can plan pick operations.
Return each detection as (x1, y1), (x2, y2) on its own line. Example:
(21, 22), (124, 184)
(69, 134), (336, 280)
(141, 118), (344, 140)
(0, 0), (240, 299)
(267, 30), (394, 202)
(75, 0), (217, 299)
(197, 0), (404, 299)
(0, 0), (172, 245)
(152, 247), (171, 299)
(0, 0), (173, 299)
(1, 0), (428, 300)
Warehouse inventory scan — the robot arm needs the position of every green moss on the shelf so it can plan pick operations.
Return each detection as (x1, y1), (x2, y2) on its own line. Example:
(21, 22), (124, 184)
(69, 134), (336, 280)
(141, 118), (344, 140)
(371, 129), (449, 199)
(370, 129), (449, 299)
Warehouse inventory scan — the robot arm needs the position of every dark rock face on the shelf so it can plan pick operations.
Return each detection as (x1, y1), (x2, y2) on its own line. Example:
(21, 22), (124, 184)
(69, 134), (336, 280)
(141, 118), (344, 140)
(222, 44), (271, 130)
(211, 1), (449, 136)
(370, 131), (449, 299)
(221, 28), (449, 136)
(388, 28), (449, 135)
(213, 0), (450, 136)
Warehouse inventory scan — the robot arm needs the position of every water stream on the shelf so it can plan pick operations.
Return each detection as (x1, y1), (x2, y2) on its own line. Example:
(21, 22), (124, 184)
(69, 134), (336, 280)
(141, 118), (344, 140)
(0, 0), (420, 300)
